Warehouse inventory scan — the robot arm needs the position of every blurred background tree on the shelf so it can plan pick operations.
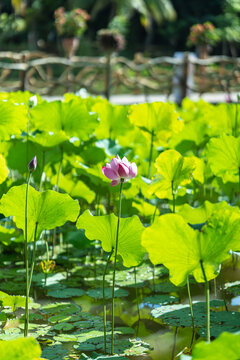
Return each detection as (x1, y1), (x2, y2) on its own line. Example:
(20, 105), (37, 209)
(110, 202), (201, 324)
(0, 0), (239, 57)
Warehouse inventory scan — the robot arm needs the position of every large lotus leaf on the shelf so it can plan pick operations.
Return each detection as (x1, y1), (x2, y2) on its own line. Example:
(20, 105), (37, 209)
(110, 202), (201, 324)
(168, 99), (211, 150)
(176, 201), (239, 224)
(29, 131), (68, 148)
(0, 291), (28, 312)
(207, 103), (240, 137)
(0, 184), (80, 242)
(30, 100), (98, 141)
(50, 173), (95, 203)
(0, 154), (9, 184)
(93, 100), (131, 139)
(190, 332), (240, 360)
(77, 210), (145, 267)
(148, 150), (196, 199)
(142, 210), (240, 286)
(152, 300), (230, 328)
(0, 336), (42, 360)
(206, 134), (240, 183)
(0, 101), (28, 139)
(0, 91), (42, 106)
(0, 226), (16, 245)
(129, 102), (182, 145)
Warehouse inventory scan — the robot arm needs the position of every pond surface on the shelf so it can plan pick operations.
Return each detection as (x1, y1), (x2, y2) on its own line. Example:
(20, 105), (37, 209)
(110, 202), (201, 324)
(0, 244), (239, 360)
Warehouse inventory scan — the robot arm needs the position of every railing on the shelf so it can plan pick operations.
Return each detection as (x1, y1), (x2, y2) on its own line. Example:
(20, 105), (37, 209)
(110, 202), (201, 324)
(0, 51), (239, 103)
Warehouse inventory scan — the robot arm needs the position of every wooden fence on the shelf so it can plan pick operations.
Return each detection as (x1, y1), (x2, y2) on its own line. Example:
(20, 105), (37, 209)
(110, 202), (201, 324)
(0, 51), (239, 103)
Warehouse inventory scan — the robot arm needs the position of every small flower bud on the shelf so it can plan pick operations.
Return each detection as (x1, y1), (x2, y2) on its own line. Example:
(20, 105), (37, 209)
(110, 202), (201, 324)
(28, 156), (37, 173)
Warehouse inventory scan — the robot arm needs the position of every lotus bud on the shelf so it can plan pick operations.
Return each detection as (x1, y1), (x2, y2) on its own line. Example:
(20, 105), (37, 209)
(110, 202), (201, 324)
(28, 156), (37, 173)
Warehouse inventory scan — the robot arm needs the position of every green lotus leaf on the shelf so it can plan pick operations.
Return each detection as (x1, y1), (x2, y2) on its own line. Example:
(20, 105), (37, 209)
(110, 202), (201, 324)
(191, 332), (240, 360)
(142, 210), (240, 286)
(93, 100), (130, 139)
(129, 102), (182, 146)
(0, 226), (16, 246)
(176, 201), (239, 224)
(47, 288), (85, 299)
(224, 281), (240, 296)
(50, 173), (95, 203)
(148, 149), (197, 199)
(86, 287), (129, 299)
(77, 210), (145, 267)
(0, 101), (28, 140)
(0, 184), (80, 242)
(0, 91), (42, 106)
(30, 100), (98, 141)
(0, 154), (8, 184)
(207, 102), (240, 137)
(149, 282), (179, 293)
(0, 336), (42, 360)
(152, 300), (227, 328)
(143, 294), (179, 306)
(0, 291), (28, 312)
(41, 302), (80, 316)
(207, 134), (240, 183)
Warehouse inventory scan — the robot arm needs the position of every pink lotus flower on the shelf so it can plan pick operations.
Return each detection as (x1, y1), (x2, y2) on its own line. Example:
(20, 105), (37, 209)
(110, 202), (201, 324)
(102, 155), (137, 186)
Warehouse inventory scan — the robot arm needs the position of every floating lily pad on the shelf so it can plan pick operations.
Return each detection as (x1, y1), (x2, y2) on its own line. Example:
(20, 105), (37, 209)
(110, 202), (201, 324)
(47, 288), (85, 299)
(149, 282), (179, 293)
(142, 294), (179, 307)
(224, 281), (240, 296)
(152, 300), (226, 328)
(86, 287), (129, 299)
(41, 343), (68, 360)
(52, 322), (75, 331)
(41, 302), (80, 316)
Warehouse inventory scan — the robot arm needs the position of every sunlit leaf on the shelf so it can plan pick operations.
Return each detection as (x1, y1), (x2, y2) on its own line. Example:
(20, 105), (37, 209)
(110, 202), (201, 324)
(30, 100), (98, 142)
(207, 134), (240, 183)
(0, 336), (42, 360)
(148, 149), (196, 199)
(142, 210), (240, 286)
(191, 332), (240, 360)
(0, 185), (80, 242)
(0, 154), (9, 184)
(129, 102), (182, 146)
(77, 210), (145, 267)
(0, 101), (28, 139)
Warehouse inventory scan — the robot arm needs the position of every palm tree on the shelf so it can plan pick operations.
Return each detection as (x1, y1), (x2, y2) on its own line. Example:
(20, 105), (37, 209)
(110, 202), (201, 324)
(91, 0), (176, 44)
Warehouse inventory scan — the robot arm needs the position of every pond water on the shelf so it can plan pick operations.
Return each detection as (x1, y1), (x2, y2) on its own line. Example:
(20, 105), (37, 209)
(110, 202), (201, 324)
(0, 246), (239, 360)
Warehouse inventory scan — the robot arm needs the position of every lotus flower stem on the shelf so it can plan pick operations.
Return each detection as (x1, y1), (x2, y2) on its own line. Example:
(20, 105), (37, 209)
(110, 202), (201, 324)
(52, 147), (63, 257)
(200, 260), (210, 342)
(171, 180), (175, 213)
(24, 172), (31, 337)
(134, 267), (141, 336)
(187, 276), (195, 348)
(45, 237), (49, 286)
(148, 130), (154, 179)
(103, 249), (113, 354)
(171, 326), (178, 360)
(111, 179), (124, 354)
(28, 222), (38, 295)
(39, 151), (45, 192)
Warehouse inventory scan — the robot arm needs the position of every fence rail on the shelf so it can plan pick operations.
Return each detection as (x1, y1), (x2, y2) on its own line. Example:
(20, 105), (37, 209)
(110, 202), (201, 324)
(0, 51), (239, 103)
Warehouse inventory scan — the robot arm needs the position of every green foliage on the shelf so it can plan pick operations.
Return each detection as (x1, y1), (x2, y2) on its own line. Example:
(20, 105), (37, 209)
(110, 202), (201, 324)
(77, 210), (145, 267)
(189, 332), (240, 360)
(0, 185), (80, 242)
(0, 336), (42, 360)
(207, 134), (240, 183)
(148, 149), (198, 199)
(142, 210), (240, 285)
(0, 291), (28, 312)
